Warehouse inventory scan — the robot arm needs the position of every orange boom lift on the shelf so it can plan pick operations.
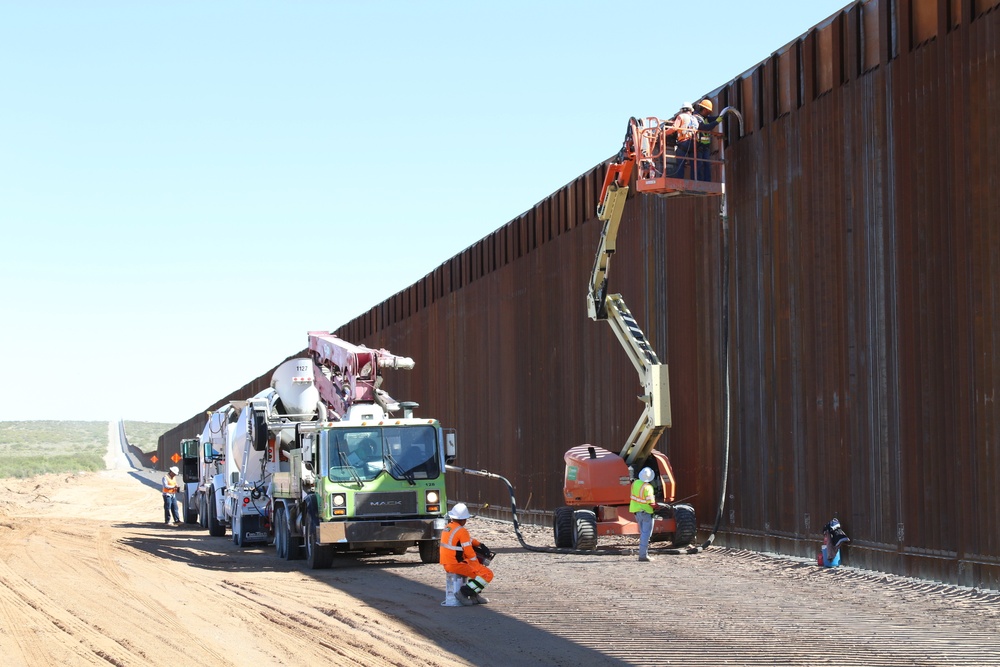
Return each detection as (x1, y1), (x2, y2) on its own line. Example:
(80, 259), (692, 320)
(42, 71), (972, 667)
(553, 105), (743, 550)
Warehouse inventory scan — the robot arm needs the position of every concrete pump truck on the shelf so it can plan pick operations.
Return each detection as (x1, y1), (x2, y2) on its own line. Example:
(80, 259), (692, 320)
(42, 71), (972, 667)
(554, 105), (742, 550)
(196, 331), (455, 569)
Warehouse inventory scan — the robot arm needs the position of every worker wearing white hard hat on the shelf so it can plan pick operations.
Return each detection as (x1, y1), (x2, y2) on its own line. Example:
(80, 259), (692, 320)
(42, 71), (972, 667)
(629, 467), (658, 562)
(161, 466), (183, 526)
(440, 502), (494, 605)
(664, 103), (699, 179)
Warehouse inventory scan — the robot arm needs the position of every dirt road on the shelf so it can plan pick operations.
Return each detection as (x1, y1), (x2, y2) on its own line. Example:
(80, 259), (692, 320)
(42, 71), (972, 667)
(1, 449), (999, 665)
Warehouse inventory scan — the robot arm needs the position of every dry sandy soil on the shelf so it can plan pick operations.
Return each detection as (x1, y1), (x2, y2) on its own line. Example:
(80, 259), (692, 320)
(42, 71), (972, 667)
(1, 434), (1000, 666)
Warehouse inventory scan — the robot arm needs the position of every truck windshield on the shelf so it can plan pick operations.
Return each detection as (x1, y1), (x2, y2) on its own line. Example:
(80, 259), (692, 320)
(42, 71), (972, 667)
(325, 425), (439, 483)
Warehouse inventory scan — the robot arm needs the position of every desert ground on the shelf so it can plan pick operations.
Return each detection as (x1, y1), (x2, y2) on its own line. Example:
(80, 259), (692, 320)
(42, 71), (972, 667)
(0, 428), (998, 666)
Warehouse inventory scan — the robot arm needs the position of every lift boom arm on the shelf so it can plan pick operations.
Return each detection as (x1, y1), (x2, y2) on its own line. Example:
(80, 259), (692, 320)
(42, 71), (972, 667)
(587, 125), (670, 467)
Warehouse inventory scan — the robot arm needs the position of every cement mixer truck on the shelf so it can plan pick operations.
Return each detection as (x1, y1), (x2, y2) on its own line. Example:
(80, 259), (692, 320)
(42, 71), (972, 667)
(197, 332), (455, 569)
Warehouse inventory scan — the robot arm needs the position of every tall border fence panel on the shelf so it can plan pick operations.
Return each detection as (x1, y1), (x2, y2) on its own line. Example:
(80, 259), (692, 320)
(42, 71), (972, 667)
(160, 0), (1000, 589)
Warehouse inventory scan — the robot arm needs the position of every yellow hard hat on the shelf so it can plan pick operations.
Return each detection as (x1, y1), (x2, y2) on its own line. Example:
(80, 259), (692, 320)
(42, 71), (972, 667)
(698, 99), (713, 112)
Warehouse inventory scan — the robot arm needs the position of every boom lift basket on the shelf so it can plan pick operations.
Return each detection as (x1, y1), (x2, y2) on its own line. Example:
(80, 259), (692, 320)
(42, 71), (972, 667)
(631, 116), (725, 197)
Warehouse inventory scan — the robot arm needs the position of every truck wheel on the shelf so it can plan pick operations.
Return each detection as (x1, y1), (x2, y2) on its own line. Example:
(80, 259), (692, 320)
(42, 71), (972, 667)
(671, 503), (697, 547)
(274, 511), (287, 559)
(275, 509), (301, 560)
(208, 489), (225, 537)
(553, 506), (575, 548)
(286, 518), (302, 561)
(306, 522), (333, 569)
(184, 488), (198, 524)
(199, 495), (208, 530)
(418, 539), (439, 564)
(572, 509), (598, 551)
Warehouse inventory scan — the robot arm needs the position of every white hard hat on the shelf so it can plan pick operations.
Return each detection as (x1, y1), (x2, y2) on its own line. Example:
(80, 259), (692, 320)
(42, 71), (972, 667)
(169, 466), (180, 475)
(448, 503), (470, 520)
(681, 102), (694, 112)
(638, 467), (655, 482)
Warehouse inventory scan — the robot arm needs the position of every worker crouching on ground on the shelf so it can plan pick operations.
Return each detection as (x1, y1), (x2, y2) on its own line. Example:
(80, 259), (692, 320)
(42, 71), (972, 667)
(630, 467), (657, 562)
(818, 518), (850, 567)
(440, 503), (494, 605)
(161, 466), (182, 526)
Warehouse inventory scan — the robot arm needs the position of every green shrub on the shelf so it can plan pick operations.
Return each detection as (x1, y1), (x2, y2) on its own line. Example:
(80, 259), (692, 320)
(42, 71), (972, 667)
(0, 453), (105, 479)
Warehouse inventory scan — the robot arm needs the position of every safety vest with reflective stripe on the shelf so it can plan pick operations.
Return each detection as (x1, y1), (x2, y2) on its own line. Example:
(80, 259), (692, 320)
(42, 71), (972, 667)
(672, 112), (698, 142)
(439, 520), (479, 565)
(696, 114), (722, 145)
(629, 479), (655, 514)
(162, 475), (180, 495)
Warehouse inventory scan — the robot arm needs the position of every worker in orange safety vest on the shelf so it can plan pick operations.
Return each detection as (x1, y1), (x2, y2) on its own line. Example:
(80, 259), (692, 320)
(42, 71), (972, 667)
(440, 503), (493, 605)
(161, 466), (182, 526)
(663, 103), (698, 179)
(629, 467), (658, 562)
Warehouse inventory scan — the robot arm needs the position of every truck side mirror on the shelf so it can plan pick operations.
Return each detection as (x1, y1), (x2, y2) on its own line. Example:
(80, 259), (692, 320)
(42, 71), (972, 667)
(445, 431), (457, 464)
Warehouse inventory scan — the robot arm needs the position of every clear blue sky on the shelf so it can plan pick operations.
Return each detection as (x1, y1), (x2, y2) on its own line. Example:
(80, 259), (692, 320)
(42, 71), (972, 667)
(0, 0), (849, 424)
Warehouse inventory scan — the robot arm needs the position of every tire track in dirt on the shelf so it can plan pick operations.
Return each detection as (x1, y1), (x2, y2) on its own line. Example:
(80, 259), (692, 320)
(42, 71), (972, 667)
(93, 525), (232, 665)
(0, 529), (136, 665)
(217, 577), (452, 666)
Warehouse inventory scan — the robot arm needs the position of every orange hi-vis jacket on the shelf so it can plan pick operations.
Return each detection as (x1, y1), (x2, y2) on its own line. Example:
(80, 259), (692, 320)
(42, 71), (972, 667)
(669, 111), (698, 142)
(439, 520), (481, 566)
(162, 475), (180, 495)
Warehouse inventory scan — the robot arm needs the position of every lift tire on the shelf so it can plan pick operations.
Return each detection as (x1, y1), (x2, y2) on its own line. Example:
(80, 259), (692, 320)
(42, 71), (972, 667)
(671, 503), (697, 547)
(572, 509), (598, 551)
(418, 539), (439, 564)
(553, 507), (575, 548)
(208, 489), (226, 537)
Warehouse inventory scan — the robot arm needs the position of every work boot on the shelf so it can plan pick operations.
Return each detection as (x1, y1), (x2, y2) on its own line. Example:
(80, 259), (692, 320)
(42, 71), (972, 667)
(472, 594), (490, 604)
(639, 556), (654, 562)
(457, 585), (477, 606)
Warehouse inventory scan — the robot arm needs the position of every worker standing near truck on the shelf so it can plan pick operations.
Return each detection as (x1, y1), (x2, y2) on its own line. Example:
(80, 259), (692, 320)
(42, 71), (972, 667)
(161, 466), (182, 526)
(630, 468), (657, 562)
(440, 503), (493, 605)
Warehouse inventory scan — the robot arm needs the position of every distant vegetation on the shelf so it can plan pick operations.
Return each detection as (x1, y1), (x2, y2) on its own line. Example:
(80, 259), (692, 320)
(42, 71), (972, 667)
(122, 421), (177, 454)
(0, 420), (177, 479)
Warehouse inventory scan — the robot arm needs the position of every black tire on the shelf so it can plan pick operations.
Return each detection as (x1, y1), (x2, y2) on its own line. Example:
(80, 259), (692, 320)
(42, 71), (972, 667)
(208, 489), (225, 537)
(274, 510), (287, 559)
(572, 509), (598, 551)
(286, 517), (303, 561)
(671, 503), (697, 547)
(418, 539), (439, 564)
(199, 494), (208, 530)
(184, 487), (198, 524)
(275, 507), (302, 561)
(306, 521), (333, 569)
(553, 506), (575, 548)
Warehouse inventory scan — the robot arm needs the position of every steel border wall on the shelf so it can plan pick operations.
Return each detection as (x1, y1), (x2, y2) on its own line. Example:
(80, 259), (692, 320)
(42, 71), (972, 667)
(159, 0), (1000, 588)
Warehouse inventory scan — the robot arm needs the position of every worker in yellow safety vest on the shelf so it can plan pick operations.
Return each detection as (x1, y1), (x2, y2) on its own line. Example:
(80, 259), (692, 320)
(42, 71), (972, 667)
(161, 466), (182, 526)
(440, 503), (493, 605)
(629, 467), (658, 562)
